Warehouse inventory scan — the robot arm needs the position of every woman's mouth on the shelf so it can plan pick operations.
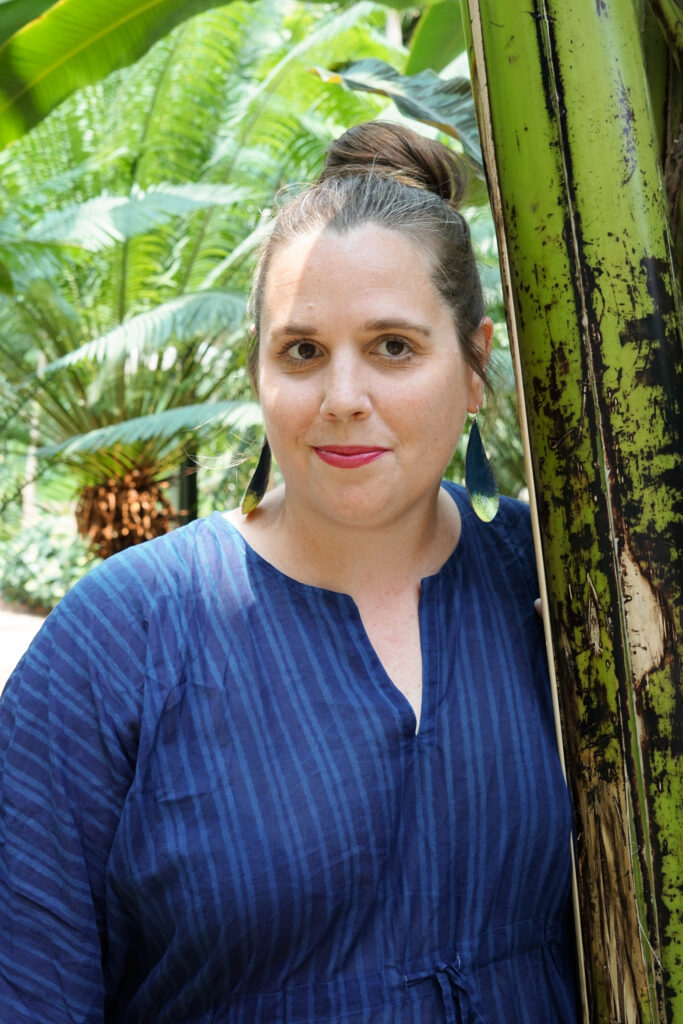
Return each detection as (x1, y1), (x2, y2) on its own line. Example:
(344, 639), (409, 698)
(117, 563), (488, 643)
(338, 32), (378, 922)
(313, 446), (388, 469)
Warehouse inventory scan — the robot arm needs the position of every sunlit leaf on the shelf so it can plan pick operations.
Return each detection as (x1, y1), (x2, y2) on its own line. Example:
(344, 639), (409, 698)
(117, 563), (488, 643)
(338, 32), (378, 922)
(0, 0), (235, 148)
(0, 256), (12, 293)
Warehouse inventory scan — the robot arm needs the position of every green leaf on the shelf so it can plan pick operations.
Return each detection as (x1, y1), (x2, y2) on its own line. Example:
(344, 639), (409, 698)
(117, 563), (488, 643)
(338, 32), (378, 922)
(0, 0), (235, 148)
(42, 291), (247, 372)
(199, 217), (273, 289)
(26, 183), (249, 250)
(37, 400), (260, 458)
(0, 0), (56, 49)
(405, 2), (466, 75)
(312, 59), (483, 176)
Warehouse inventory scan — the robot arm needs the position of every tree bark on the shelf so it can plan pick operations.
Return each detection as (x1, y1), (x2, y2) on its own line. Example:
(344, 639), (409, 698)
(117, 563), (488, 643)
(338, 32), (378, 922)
(460, 1), (683, 1020)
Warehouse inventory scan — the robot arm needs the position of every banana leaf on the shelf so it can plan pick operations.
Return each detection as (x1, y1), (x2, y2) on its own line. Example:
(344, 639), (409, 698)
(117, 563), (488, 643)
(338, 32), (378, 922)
(405, 1), (466, 75)
(311, 58), (484, 179)
(0, 0), (54, 48)
(0, 0), (234, 148)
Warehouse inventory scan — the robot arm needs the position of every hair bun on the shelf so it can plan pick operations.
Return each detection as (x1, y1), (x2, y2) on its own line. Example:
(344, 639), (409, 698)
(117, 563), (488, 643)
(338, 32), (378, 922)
(318, 121), (467, 209)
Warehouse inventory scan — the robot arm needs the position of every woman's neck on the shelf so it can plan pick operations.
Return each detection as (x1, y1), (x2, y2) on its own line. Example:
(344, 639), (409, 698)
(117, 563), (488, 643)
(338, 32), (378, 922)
(227, 484), (461, 599)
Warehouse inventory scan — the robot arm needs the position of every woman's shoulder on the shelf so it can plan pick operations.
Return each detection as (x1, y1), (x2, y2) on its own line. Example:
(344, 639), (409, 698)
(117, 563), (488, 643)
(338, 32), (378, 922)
(65, 512), (241, 612)
(443, 480), (537, 589)
(5, 515), (243, 700)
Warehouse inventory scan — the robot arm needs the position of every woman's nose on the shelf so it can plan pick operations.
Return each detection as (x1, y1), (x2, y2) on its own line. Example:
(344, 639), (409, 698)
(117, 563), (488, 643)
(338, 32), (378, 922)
(319, 353), (372, 420)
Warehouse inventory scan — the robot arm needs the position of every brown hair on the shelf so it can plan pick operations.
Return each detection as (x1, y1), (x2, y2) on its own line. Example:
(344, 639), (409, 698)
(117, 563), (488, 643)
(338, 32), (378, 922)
(248, 121), (487, 387)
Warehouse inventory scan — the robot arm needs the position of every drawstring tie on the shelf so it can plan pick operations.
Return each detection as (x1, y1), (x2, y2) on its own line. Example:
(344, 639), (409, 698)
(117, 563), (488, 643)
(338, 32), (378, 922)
(404, 957), (488, 1024)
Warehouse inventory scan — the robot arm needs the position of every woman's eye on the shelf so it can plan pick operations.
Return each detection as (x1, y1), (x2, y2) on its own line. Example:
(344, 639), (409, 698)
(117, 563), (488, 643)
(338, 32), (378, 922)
(376, 337), (412, 358)
(286, 341), (320, 361)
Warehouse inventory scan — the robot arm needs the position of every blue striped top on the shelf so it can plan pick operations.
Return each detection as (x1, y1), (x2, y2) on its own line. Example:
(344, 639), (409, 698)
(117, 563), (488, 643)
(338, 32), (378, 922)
(0, 482), (578, 1023)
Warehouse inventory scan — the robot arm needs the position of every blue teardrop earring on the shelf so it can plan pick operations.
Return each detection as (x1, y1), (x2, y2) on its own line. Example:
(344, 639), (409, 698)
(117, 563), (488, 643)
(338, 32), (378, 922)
(465, 413), (499, 522)
(241, 440), (272, 514)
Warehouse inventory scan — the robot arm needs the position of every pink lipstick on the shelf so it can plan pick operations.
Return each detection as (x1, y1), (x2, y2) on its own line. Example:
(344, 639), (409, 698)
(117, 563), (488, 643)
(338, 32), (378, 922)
(314, 445), (388, 468)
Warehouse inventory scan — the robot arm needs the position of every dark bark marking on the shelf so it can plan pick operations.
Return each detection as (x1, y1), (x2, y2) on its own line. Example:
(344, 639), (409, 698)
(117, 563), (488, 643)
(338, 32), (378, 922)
(616, 74), (638, 186)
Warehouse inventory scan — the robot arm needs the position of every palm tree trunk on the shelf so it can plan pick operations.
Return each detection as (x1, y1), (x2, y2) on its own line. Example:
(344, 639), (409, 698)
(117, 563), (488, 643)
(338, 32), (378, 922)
(460, 1), (683, 1021)
(177, 450), (199, 526)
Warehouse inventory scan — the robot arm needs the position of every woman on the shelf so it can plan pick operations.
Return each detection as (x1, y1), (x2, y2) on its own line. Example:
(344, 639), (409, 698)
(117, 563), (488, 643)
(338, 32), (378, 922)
(0, 122), (578, 1022)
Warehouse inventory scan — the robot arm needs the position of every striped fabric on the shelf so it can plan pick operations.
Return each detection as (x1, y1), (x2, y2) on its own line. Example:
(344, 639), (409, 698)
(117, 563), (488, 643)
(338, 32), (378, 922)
(0, 482), (578, 1023)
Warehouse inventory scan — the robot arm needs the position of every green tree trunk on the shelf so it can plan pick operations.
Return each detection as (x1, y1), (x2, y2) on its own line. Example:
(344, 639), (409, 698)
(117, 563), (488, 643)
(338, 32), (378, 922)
(460, 1), (683, 1021)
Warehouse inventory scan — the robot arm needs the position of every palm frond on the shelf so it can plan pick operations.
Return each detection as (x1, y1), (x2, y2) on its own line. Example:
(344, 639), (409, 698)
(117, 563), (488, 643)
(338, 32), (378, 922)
(37, 400), (261, 459)
(41, 290), (247, 373)
(26, 184), (250, 251)
(199, 217), (274, 290)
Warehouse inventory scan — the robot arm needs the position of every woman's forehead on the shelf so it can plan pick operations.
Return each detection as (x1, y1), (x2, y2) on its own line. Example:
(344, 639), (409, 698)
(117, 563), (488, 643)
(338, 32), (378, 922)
(262, 225), (441, 319)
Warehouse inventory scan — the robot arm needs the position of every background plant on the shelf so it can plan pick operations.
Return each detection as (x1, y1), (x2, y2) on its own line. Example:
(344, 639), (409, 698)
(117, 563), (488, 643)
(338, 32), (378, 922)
(0, 515), (102, 612)
(0, 0), (400, 556)
(0, 0), (524, 607)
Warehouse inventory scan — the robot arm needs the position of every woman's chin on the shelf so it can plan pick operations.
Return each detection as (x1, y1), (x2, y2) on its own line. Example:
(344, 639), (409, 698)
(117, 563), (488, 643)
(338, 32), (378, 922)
(295, 482), (428, 533)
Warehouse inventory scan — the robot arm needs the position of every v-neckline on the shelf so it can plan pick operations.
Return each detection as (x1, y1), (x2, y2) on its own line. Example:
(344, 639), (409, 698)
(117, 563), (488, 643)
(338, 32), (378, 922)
(209, 484), (469, 740)
(344, 591), (428, 737)
(210, 484), (468, 602)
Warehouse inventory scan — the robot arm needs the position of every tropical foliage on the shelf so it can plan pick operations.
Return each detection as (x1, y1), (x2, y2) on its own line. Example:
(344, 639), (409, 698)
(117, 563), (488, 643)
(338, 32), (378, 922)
(0, 0), (523, 572)
(0, 0), (404, 556)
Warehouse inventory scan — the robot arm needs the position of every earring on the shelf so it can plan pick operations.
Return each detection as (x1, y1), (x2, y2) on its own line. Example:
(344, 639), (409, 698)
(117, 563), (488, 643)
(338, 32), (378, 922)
(241, 440), (272, 514)
(465, 416), (499, 522)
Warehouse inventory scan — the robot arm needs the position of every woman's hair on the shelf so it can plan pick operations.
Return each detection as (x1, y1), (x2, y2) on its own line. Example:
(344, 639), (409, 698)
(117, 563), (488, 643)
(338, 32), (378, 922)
(248, 121), (487, 387)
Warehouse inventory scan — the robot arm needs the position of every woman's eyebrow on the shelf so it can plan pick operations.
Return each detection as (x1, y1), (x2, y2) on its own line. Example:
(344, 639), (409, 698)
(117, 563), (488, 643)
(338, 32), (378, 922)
(270, 323), (318, 341)
(363, 318), (432, 336)
(269, 318), (433, 341)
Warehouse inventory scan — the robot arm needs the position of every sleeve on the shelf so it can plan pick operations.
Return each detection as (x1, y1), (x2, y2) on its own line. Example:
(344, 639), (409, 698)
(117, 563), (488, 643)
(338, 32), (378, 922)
(0, 557), (146, 1023)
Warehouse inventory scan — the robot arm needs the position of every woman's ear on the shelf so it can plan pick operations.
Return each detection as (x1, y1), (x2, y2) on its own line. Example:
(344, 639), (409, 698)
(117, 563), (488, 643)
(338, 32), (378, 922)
(479, 316), (494, 362)
(467, 317), (494, 414)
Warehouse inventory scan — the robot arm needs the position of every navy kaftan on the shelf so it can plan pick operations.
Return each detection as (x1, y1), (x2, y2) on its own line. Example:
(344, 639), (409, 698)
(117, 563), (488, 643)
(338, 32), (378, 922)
(0, 482), (578, 1023)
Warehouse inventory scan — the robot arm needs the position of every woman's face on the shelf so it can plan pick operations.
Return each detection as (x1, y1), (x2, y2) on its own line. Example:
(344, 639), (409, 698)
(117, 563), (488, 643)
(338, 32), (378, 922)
(258, 223), (490, 530)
